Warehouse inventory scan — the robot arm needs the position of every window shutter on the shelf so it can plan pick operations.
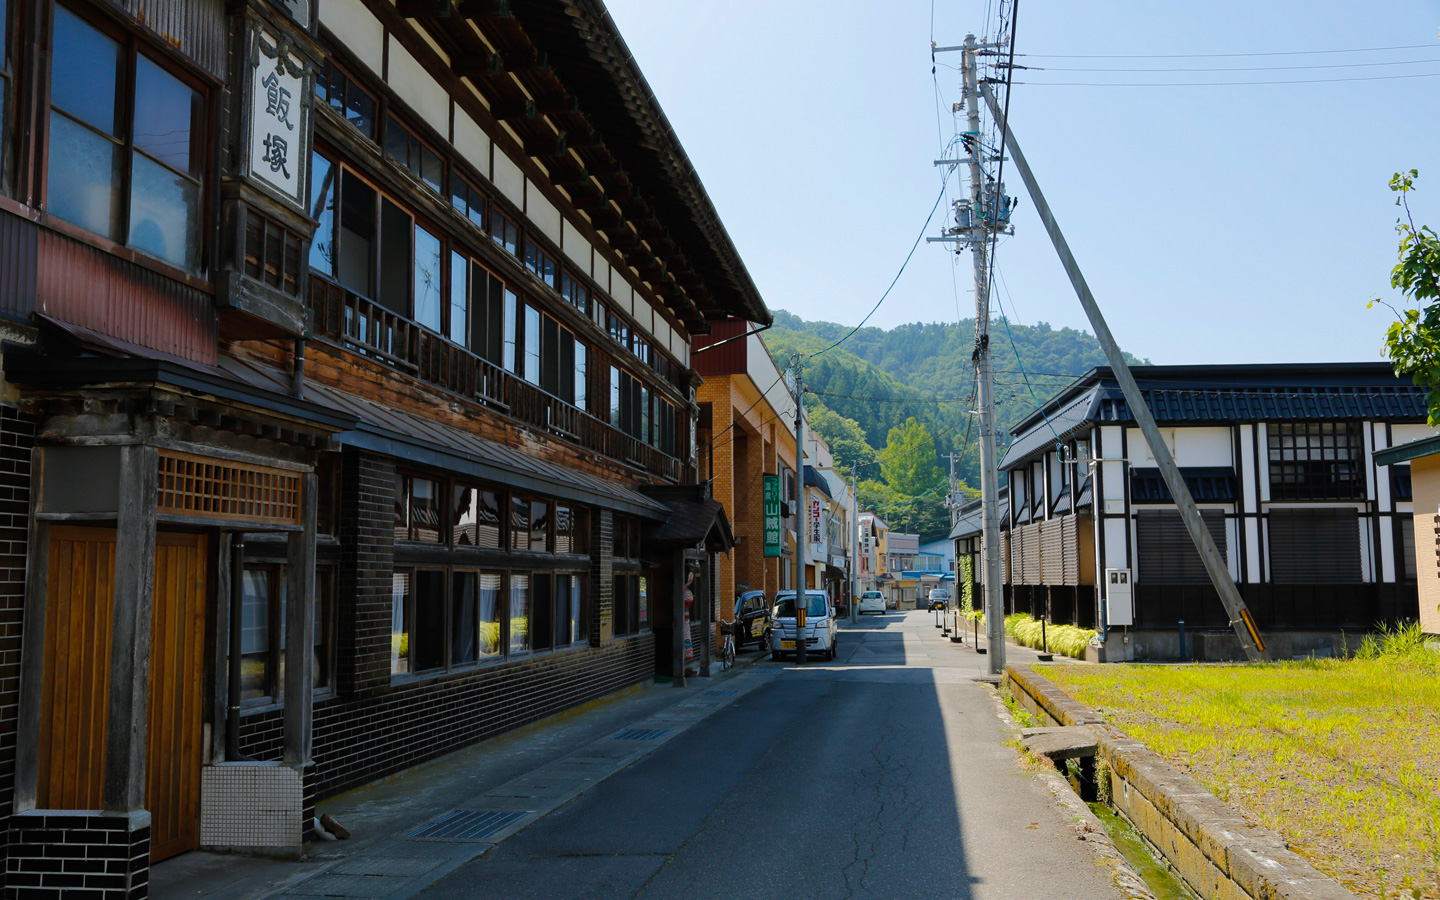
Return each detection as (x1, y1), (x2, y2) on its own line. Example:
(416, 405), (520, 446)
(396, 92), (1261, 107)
(1136, 509), (1227, 584)
(1268, 508), (1360, 584)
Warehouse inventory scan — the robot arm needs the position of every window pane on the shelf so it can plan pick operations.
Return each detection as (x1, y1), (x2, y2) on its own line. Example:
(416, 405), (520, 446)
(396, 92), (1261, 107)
(502, 288), (518, 373)
(553, 574), (570, 648)
(391, 573), (410, 675)
(409, 476), (442, 542)
(523, 304), (540, 385)
(338, 171), (377, 296)
(420, 144), (442, 194)
(448, 252), (468, 344)
(310, 153), (336, 274)
(134, 55), (199, 175)
(47, 112), (122, 240)
(477, 489), (503, 549)
(452, 485), (476, 545)
(509, 573), (530, 654)
(531, 499), (549, 552)
(412, 570), (445, 672)
(378, 198), (412, 314)
(452, 571), (477, 665)
(52, 6), (119, 135)
(638, 576), (649, 628)
(414, 224), (442, 331)
(554, 506), (572, 553)
(609, 367), (620, 429)
(570, 575), (584, 644)
(346, 83), (375, 138)
(476, 572), (501, 657)
(314, 570), (332, 689)
(394, 475), (409, 541)
(129, 151), (199, 270)
(532, 574), (553, 651)
(385, 114), (408, 164)
(575, 343), (588, 412)
(240, 570), (270, 700)
(570, 509), (589, 556)
(510, 494), (528, 551)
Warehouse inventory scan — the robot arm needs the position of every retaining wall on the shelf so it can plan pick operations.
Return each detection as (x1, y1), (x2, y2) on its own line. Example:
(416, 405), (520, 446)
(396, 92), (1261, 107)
(1005, 664), (1357, 900)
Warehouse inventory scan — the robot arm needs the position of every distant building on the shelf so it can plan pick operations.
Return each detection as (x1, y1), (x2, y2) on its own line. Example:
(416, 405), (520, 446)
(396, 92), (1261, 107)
(1374, 435), (1440, 636)
(996, 363), (1425, 661)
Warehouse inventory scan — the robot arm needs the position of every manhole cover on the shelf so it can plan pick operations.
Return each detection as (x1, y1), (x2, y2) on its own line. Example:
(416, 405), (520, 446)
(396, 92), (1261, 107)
(699, 689), (739, 697)
(611, 728), (671, 741)
(404, 809), (530, 841)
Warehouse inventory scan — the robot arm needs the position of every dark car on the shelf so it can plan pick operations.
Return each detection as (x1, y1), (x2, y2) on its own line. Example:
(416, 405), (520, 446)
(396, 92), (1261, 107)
(732, 589), (772, 650)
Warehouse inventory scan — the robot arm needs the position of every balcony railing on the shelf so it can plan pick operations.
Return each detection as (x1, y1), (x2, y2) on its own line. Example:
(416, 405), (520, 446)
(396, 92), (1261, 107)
(308, 276), (682, 482)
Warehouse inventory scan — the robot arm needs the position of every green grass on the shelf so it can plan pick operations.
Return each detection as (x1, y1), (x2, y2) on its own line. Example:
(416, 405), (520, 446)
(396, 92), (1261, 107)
(1045, 622), (1440, 900)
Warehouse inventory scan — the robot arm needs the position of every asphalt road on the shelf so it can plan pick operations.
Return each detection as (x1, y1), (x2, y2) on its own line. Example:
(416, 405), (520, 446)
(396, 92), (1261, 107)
(414, 610), (1124, 900)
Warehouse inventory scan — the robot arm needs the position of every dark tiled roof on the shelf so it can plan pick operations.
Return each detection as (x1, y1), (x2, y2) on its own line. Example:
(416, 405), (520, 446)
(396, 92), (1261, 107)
(804, 467), (833, 498)
(1097, 386), (1425, 423)
(998, 387), (1099, 469)
(1129, 467), (1237, 503)
(639, 485), (734, 549)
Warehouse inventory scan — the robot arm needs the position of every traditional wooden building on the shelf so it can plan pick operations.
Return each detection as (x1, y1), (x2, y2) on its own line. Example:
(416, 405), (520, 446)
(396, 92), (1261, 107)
(0, 0), (767, 893)
(999, 364), (1426, 661)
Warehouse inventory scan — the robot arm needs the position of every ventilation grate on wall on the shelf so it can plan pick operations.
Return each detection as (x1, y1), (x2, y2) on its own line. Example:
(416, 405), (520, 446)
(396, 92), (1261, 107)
(611, 728), (671, 741)
(404, 809), (529, 841)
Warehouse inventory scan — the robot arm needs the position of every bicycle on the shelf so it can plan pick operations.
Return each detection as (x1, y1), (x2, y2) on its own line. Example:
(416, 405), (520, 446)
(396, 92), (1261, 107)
(718, 617), (737, 670)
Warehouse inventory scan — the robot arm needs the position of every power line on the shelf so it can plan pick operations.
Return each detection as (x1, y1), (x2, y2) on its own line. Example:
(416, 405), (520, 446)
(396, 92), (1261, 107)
(1021, 43), (1438, 59)
(1036, 57), (1440, 73)
(1019, 71), (1440, 87)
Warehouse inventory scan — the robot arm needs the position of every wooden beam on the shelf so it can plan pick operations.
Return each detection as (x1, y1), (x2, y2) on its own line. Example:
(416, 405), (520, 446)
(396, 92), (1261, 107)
(523, 132), (566, 158)
(588, 208), (624, 230)
(451, 52), (502, 79)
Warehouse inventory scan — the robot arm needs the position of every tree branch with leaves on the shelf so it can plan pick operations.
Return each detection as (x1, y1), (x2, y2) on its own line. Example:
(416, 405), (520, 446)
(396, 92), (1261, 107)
(1375, 170), (1440, 424)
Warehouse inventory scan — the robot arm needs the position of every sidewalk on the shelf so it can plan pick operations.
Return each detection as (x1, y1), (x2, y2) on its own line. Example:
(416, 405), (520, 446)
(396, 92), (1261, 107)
(151, 648), (775, 900)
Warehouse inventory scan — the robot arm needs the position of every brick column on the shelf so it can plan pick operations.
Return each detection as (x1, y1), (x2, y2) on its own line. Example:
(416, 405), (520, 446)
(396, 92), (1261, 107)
(7, 811), (150, 899)
(590, 509), (613, 644)
(0, 407), (36, 895)
(335, 450), (396, 697)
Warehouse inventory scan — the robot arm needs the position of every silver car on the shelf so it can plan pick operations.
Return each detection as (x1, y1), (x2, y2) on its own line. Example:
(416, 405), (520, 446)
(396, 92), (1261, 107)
(770, 590), (838, 661)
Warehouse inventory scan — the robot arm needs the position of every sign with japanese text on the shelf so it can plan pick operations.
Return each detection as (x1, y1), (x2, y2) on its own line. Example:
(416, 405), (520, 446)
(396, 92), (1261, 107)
(250, 29), (306, 205)
(810, 498), (822, 545)
(763, 475), (781, 558)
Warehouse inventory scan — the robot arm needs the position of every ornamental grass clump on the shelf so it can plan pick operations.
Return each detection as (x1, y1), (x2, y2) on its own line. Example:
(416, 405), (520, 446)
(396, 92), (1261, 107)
(1003, 613), (1096, 659)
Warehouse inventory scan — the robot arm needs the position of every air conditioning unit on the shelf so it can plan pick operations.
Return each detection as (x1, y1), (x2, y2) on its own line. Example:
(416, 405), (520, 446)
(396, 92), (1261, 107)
(1105, 568), (1133, 626)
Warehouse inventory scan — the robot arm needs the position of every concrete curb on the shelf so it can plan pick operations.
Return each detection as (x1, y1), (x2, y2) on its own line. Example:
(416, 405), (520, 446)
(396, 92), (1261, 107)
(1004, 664), (1359, 900)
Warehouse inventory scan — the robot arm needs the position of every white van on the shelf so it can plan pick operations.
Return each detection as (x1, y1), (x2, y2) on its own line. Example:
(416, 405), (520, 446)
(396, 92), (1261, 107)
(770, 590), (838, 661)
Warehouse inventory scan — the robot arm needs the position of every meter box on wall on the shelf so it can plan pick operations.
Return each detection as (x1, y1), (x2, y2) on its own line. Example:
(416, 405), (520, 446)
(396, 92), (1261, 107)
(1105, 568), (1133, 626)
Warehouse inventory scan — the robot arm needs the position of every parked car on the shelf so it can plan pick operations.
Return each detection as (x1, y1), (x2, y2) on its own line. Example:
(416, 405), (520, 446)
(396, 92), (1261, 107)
(927, 588), (951, 611)
(770, 590), (839, 661)
(732, 589), (772, 650)
(857, 590), (887, 615)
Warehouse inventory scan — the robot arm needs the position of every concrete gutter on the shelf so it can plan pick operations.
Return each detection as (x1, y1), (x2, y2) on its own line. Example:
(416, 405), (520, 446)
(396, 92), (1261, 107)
(1005, 664), (1359, 900)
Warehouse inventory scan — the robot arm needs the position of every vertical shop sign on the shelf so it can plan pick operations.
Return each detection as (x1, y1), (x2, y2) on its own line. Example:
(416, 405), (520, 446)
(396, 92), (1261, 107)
(763, 475), (781, 558)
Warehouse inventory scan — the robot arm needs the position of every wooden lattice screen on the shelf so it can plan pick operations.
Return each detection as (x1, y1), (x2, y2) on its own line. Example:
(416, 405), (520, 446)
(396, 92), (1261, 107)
(157, 451), (302, 526)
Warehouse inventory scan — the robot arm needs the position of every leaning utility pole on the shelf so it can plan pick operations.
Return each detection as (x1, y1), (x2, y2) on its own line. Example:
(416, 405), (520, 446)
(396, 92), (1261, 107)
(792, 360), (808, 665)
(977, 83), (1268, 662)
(961, 34), (1006, 675)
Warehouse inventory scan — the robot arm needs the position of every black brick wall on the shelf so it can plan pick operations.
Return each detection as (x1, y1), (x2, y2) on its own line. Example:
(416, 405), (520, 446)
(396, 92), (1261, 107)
(239, 450), (654, 803)
(6, 812), (150, 899)
(0, 409), (37, 896)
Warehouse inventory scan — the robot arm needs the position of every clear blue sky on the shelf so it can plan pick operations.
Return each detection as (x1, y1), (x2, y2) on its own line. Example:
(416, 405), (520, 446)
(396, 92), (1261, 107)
(603, 1), (1440, 365)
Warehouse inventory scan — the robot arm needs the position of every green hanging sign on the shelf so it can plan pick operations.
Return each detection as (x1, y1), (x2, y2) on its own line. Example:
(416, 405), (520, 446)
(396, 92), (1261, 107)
(763, 474), (781, 558)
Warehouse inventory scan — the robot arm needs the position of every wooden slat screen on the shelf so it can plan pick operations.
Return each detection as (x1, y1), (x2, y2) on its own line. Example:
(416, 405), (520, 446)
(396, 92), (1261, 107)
(158, 451), (301, 525)
(1040, 520), (1065, 584)
(1061, 517), (1081, 585)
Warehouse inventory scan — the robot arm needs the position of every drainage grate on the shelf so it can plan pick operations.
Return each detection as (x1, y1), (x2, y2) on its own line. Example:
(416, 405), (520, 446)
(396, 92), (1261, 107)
(404, 809), (529, 841)
(699, 689), (739, 697)
(611, 728), (672, 741)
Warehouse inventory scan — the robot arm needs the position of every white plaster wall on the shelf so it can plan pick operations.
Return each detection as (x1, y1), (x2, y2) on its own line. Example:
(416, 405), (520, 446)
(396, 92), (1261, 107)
(321, 0), (383, 76)
(652, 318), (672, 360)
(1103, 517), (1129, 570)
(561, 220), (590, 269)
(492, 150), (525, 209)
(454, 114), (490, 179)
(594, 259), (610, 293)
(1393, 423), (1440, 444)
(632, 299), (653, 338)
(387, 38), (449, 137)
(1125, 426), (1231, 467)
(527, 184), (561, 244)
(615, 278), (635, 316)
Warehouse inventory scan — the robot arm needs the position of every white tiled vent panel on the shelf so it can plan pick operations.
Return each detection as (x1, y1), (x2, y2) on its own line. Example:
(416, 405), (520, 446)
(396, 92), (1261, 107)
(200, 764), (303, 850)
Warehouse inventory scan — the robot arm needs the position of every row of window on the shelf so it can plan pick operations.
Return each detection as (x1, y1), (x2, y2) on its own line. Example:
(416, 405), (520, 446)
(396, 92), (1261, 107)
(240, 565), (332, 703)
(313, 57), (681, 389)
(395, 473), (591, 554)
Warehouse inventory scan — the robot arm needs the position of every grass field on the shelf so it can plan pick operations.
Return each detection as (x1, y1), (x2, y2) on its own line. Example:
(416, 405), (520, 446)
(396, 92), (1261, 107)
(1044, 625), (1440, 900)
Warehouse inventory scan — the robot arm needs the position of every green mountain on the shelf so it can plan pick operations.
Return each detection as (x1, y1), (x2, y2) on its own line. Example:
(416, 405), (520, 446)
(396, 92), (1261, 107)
(767, 310), (1146, 542)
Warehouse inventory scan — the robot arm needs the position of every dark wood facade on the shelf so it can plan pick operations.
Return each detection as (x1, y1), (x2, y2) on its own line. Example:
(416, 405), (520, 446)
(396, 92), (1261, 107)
(0, 0), (766, 894)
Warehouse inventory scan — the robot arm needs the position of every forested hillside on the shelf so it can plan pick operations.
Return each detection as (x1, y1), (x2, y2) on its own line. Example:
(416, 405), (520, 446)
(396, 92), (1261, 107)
(766, 311), (1146, 542)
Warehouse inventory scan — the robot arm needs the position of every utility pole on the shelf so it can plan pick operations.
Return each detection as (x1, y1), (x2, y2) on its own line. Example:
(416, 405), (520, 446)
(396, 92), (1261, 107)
(850, 470), (859, 625)
(792, 360), (808, 666)
(977, 83), (1269, 662)
(962, 34), (1007, 676)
